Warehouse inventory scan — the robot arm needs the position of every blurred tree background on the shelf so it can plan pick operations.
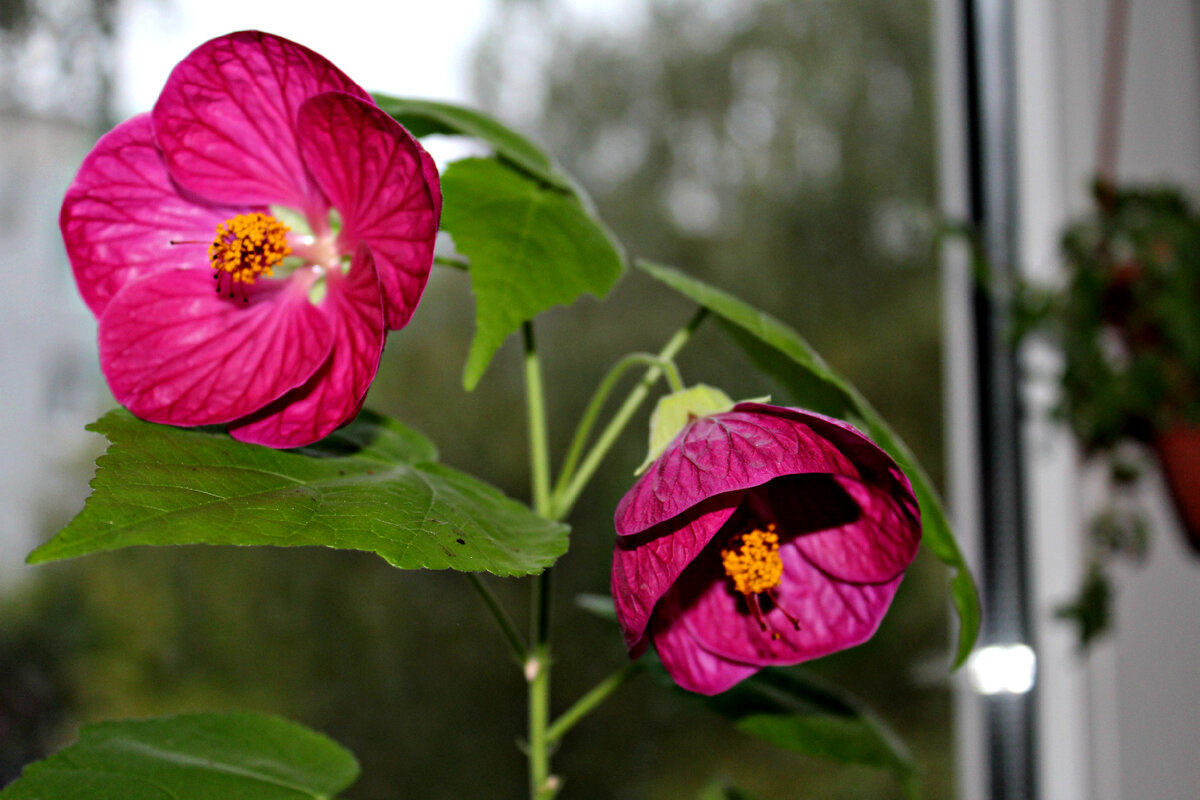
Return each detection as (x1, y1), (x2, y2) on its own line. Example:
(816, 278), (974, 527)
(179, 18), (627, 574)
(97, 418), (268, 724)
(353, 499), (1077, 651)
(0, 0), (953, 797)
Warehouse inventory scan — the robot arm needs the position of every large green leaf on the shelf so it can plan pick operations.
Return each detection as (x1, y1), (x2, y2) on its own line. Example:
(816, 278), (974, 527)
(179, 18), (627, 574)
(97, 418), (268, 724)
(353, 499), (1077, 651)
(0, 713), (358, 800)
(701, 668), (918, 800)
(637, 259), (979, 666)
(29, 409), (568, 577)
(441, 157), (625, 389)
(373, 94), (572, 192)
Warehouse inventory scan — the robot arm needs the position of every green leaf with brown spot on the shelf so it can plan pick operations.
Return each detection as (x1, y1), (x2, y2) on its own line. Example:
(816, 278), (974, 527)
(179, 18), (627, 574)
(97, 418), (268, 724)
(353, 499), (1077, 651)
(30, 409), (568, 577)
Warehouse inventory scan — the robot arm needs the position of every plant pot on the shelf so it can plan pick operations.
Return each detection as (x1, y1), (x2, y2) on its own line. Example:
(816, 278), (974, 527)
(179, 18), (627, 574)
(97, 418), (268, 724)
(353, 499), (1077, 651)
(1153, 424), (1200, 555)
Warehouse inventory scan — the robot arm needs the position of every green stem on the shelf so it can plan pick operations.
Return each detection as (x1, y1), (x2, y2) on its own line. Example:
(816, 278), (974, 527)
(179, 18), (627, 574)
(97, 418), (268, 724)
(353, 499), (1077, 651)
(524, 322), (553, 518)
(553, 353), (684, 502)
(527, 644), (555, 799)
(546, 661), (644, 743)
(465, 573), (526, 663)
(522, 321), (556, 799)
(551, 308), (708, 519)
(529, 566), (551, 652)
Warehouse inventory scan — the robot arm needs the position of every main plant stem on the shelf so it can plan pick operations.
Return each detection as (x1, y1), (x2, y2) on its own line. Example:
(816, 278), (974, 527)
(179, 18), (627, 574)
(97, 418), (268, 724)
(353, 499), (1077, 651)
(519, 311), (708, 799)
(523, 322), (557, 799)
(524, 322), (553, 519)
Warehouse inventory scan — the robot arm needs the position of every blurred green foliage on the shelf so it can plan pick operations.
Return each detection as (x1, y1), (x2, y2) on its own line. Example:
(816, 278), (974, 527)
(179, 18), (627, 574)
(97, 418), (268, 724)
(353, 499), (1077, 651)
(1017, 182), (1200, 448)
(1, 1), (952, 797)
(1016, 181), (1200, 642)
(474, 0), (944, 487)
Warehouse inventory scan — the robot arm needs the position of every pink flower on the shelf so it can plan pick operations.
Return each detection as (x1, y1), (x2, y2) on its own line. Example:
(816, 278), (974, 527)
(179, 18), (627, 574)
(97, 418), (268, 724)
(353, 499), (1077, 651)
(611, 403), (921, 695)
(61, 31), (441, 447)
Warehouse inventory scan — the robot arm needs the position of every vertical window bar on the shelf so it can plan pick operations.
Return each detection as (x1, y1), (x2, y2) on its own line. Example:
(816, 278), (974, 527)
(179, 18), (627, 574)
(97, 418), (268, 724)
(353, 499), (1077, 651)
(959, 0), (1038, 797)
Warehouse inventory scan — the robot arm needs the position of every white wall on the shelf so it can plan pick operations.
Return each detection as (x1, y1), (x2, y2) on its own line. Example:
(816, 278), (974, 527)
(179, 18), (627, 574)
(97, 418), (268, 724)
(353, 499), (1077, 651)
(1092, 10), (1200, 784)
(941, 2), (1200, 798)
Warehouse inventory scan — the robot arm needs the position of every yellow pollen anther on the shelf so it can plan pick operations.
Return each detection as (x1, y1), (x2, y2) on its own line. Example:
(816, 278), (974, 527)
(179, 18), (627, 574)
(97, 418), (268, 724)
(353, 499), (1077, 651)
(721, 523), (783, 596)
(209, 212), (291, 286)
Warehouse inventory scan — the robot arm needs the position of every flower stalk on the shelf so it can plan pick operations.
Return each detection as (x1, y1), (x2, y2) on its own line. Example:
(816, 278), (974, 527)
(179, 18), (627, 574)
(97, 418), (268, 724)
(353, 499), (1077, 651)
(546, 661), (644, 744)
(551, 308), (708, 519)
(555, 352), (685, 500)
(466, 574), (527, 663)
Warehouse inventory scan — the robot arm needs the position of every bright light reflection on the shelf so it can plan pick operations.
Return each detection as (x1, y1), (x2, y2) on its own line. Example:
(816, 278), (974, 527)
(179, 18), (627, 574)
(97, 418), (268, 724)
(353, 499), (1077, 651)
(967, 643), (1037, 695)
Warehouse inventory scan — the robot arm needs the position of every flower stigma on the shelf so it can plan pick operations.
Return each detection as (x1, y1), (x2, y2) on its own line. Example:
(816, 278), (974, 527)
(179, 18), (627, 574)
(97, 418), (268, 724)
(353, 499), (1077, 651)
(721, 523), (800, 639)
(209, 212), (291, 301)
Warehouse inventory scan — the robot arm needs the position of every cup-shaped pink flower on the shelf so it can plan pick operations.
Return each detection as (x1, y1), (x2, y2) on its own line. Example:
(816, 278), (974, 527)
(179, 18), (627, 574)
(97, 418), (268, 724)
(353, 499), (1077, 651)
(611, 403), (921, 695)
(61, 31), (441, 447)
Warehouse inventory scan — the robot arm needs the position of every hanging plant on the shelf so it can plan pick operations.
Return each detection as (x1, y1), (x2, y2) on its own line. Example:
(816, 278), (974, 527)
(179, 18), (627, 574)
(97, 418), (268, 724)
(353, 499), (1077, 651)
(1016, 179), (1200, 645)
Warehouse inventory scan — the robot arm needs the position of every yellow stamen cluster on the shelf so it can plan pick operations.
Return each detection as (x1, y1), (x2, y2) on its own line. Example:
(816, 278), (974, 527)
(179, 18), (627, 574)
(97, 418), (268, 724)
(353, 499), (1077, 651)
(209, 212), (291, 284)
(721, 523), (783, 596)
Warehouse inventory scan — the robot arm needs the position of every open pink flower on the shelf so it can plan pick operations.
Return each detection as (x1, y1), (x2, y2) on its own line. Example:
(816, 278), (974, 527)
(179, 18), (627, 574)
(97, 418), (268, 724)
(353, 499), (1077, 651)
(61, 31), (440, 447)
(611, 403), (921, 695)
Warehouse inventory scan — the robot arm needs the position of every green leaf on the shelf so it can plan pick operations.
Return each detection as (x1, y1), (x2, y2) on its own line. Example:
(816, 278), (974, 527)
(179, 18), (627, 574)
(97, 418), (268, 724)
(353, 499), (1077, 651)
(637, 259), (979, 666)
(701, 668), (919, 800)
(373, 94), (573, 192)
(441, 157), (625, 389)
(0, 712), (358, 800)
(29, 409), (568, 577)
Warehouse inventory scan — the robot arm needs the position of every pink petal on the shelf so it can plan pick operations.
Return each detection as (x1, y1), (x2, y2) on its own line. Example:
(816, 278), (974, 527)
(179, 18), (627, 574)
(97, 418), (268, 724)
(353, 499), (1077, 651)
(788, 476), (921, 583)
(612, 495), (741, 653)
(615, 409), (859, 536)
(736, 403), (917, 495)
(229, 247), (386, 447)
(61, 114), (244, 316)
(98, 269), (333, 426)
(297, 92), (439, 331)
(418, 144), (444, 219)
(151, 31), (371, 213)
(650, 589), (760, 695)
(679, 543), (903, 668)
